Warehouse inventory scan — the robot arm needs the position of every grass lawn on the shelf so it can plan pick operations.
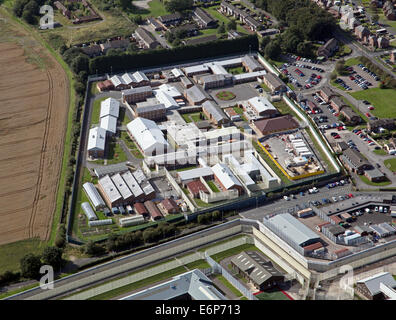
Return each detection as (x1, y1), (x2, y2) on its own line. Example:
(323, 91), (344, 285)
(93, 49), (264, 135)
(255, 291), (289, 300)
(181, 112), (206, 123)
(90, 81), (100, 96)
(0, 238), (47, 274)
(211, 244), (259, 263)
(91, 97), (108, 125)
(272, 100), (299, 119)
(128, 0), (170, 18)
(207, 180), (220, 192)
(260, 83), (271, 92)
(358, 174), (392, 186)
(0, 282), (40, 299)
(176, 165), (198, 172)
(120, 132), (144, 159)
(345, 57), (362, 67)
(196, 235), (248, 252)
(106, 141), (128, 164)
(384, 158), (396, 172)
(216, 90), (236, 101)
(373, 148), (387, 156)
(215, 274), (243, 297)
(227, 66), (244, 75)
(233, 106), (244, 115)
(194, 198), (213, 208)
(350, 88), (396, 119)
(184, 259), (211, 270)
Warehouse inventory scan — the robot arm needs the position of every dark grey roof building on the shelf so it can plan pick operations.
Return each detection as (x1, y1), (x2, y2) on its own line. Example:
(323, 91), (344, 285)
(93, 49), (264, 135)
(193, 7), (217, 28)
(202, 100), (229, 125)
(230, 251), (284, 291)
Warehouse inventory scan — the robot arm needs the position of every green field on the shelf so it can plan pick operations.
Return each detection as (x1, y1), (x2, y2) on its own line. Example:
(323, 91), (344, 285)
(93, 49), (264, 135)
(184, 259), (211, 270)
(384, 158), (396, 172)
(211, 243), (260, 263)
(120, 132), (144, 159)
(0, 239), (47, 274)
(207, 180), (220, 192)
(106, 141), (128, 164)
(350, 88), (396, 119)
(255, 291), (289, 300)
(91, 97), (108, 125)
(373, 148), (387, 156)
(228, 66), (244, 75)
(345, 57), (362, 67)
(181, 112), (206, 123)
(128, 0), (170, 18)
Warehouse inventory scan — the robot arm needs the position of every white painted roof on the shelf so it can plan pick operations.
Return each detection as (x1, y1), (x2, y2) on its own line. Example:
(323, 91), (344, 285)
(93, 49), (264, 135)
(100, 115), (117, 134)
(158, 83), (181, 98)
(98, 175), (122, 203)
(171, 68), (184, 78)
(154, 90), (178, 109)
(81, 202), (98, 221)
(121, 170), (144, 198)
(87, 127), (106, 151)
(248, 96), (277, 114)
(212, 163), (242, 189)
(100, 98), (120, 119)
(177, 167), (213, 182)
(204, 126), (240, 141)
(223, 154), (255, 186)
(111, 173), (133, 200)
(110, 75), (127, 87)
(83, 182), (105, 209)
(184, 64), (210, 75)
(126, 117), (169, 154)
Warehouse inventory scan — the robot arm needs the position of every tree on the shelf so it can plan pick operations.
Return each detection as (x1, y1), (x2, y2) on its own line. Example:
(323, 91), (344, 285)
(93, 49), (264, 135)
(42, 247), (63, 271)
(372, 13), (379, 23)
(20, 254), (42, 279)
(335, 59), (348, 76)
(55, 224), (66, 248)
(132, 14), (143, 25)
(85, 241), (104, 256)
(71, 55), (89, 74)
(118, 0), (131, 10)
(259, 36), (270, 51)
(226, 19), (237, 31)
(264, 40), (281, 59)
(164, 0), (193, 13)
(217, 22), (226, 34)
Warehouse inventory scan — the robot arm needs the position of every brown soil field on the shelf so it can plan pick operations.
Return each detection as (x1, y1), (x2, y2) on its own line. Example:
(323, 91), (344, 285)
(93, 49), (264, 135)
(0, 18), (69, 245)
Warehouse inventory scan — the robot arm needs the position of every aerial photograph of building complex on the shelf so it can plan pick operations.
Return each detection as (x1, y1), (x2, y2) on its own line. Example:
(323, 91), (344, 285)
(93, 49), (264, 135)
(1, 0), (396, 309)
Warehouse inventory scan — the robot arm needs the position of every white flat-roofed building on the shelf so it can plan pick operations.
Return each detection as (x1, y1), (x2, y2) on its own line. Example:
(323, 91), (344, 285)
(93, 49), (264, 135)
(81, 202), (98, 221)
(154, 90), (179, 109)
(127, 117), (170, 156)
(157, 83), (182, 98)
(100, 115), (117, 135)
(205, 62), (229, 75)
(244, 152), (279, 188)
(98, 175), (123, 208)
(204, 126), (241, 143)
(83, 182), (106, 210)
(111, 173), (134, 202)
(212, 163), (244, 195)
(166, 122), (206, 148)
(100, 98), (120, 119)
(121, 171), (144, 200)
(247, 96), (279, 118)
(171, 68), (184, 78)
(267, 213), (321, 247)
(233, 70), (267, 84)
(223, 154), (255, 188)
(183, 64), (210, 77)
(87, 127), (107, 158)
(177, 167), (214, 185)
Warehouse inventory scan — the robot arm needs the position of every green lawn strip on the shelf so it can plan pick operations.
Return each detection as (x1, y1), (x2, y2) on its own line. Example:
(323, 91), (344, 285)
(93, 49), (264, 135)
(91, 97), (108, 125)
(184, 259), (211, 270)
(87, 265), (187, 300)
(344, 57), (362, 67)
(196, 235), (248, 252)
(0, 8), (77, 246)
(272, 100), (299, 119)
(0, 283), (40, 300)
(90, 81), (100, 96)
(233, 106), (244, 115)
(194, 198), (213, 208)
(358, 174), (392, 187)
(227, 66), (244, 74)
(210, 243), (259, 263)
(255, 291), (289, 300)
(373, 148), (387, 156)
(384, 158), (396, 172)
(207, 180), (220, 192)
(175, 165), (198, 172)
(330, 79), (346, 91)
(260, 83), (271, 92)
(0, 238), (47, 274)
(349, 88), (396, 119)
(252, 140), (291, 185)
(215, 274), (243, 297)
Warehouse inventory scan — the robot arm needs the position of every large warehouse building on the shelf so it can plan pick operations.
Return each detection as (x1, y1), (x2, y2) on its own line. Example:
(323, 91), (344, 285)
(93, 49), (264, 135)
(267, 213), (321, 248)
(126, 117), (170, 156)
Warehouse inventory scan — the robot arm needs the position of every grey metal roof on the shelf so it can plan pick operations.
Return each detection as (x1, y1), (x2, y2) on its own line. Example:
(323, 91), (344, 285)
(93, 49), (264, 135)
(202, 101), (227, 122)
(98, 175), (122, 203)
(121, 269), (226, 300)
(186, 85), (208, 103)
(122, 85), (152, 96)
(135, 103), (165, 114)
(135, 27), (158, 45)
(111, 173), (133, 200)
(364, 168), (385, 179)
(94, 163), (129, 178)
(231, 251), (283, 286)
(242, 55), (263, 71)
(268, 213), (320, 246)
(121, 171), (144, 199)
(357, 272), (396, 296)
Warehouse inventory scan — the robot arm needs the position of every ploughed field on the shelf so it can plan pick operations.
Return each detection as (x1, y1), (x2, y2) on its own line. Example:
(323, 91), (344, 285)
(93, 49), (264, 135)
(0, 40), (69, 245)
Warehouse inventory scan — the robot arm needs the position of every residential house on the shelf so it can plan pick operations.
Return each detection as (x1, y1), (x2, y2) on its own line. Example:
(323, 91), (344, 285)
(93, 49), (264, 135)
(134, 27), (160, 49)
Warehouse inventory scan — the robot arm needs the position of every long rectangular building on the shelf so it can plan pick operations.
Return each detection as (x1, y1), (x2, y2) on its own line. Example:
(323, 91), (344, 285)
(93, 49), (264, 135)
(98, 175), (123, 208)
(83, 182), (106, 210)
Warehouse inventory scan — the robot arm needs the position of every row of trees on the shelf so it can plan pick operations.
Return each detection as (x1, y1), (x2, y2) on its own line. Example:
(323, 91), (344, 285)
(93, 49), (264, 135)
(13, 0), (51, 24)
(164, 0), (194, 13)
(253, 0), (336, 59)
(88, 34), (259, 74)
